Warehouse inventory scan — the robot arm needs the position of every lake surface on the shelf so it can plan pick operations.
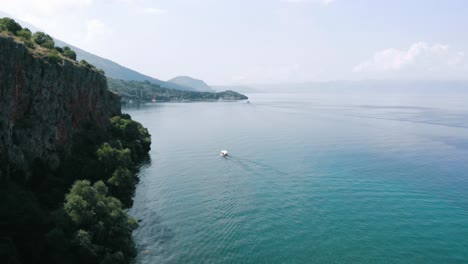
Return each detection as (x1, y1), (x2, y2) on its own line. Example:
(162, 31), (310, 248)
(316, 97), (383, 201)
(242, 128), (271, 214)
(126, 89), (468, 263)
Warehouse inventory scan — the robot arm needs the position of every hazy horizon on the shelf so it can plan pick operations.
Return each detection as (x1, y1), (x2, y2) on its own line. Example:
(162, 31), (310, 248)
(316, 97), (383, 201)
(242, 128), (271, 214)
(1, 0), (468, 86)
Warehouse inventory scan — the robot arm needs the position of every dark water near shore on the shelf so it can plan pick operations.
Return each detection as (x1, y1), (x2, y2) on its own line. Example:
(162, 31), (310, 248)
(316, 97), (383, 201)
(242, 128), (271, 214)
(126, 89), (468, 263)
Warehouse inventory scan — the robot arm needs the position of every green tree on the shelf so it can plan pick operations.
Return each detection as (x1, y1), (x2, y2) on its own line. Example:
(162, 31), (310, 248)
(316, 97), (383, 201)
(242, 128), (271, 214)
(107, 167), (136, 207)
(96, 142), (133, 175)
(16, 28), (35, 48)
(63, 180), (138, 262)
(16, 28), (32, 40)
(0, 17), (22, 34)
(110, 115), (151, 156)
(32, 31), (55, 49)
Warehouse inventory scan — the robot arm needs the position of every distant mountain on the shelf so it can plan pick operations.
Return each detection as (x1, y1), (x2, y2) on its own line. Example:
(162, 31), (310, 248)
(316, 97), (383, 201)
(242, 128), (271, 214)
(53, 40), (196, 91)
(108, 78), (248, 102)
(168, 76), (215, 92)
(0, 11), (196, 92)
(212, 85), (259, 93)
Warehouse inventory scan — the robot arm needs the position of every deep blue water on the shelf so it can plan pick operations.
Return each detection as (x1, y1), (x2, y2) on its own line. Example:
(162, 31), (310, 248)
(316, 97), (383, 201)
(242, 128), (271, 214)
(126, 90), (468, 263)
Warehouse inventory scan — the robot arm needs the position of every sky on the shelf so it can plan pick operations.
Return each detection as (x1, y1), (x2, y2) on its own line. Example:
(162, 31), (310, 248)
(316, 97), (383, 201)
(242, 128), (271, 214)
(1, 0), (467, 85)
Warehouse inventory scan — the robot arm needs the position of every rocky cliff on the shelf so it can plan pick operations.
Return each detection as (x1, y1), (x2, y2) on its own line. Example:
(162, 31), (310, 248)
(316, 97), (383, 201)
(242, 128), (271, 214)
(0, 34), (121, 182)
(0, 30), (151, 263)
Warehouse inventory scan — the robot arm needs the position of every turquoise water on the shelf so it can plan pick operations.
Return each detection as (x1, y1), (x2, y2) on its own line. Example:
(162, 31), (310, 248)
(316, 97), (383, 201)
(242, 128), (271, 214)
(126, 90), (468, 263)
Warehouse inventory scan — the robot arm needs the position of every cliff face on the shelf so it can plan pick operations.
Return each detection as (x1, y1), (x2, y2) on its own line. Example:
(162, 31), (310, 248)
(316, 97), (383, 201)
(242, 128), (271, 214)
(0, 35), (121, 181)
(0, 30), (151, 263)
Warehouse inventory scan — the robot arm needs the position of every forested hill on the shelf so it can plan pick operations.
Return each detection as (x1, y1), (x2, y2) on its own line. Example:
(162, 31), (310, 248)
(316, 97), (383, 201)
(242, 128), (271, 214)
(108, 78), (248, 102)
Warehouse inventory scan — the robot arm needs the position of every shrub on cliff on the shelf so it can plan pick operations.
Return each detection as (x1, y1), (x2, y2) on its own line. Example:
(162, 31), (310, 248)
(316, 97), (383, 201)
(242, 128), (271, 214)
(0, 17), (22, 35)
(16, 28), (36, 48)
(47, 49), (63, 64)
(110, 115), (151, 160)
(96, 141), (139, 207)
(78, 60), (105, 73)
(107, 167), (136, 208)
(64, 115), (151, 208)
(63, 46), (77, 60)
(32, 31), (55, 49)
(80, 59), (96, 69)
(54, 46), (77, 61)
(24, 40), (36, 49)
(17, 28), (32, 40)
(0, 18), (35, 48)
(96, 142), (133, 175)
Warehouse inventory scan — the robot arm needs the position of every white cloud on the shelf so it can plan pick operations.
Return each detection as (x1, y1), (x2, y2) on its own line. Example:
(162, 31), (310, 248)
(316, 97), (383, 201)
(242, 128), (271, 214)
(353, 42), (468, 78)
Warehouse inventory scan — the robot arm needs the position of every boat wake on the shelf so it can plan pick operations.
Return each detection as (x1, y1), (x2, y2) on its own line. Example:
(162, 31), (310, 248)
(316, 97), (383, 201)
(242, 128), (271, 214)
(227, 156), (290, 176)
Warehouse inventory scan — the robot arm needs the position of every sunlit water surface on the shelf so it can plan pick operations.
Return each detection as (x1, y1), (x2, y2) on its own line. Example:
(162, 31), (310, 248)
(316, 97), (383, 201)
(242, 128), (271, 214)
(126, 89), (468, 263)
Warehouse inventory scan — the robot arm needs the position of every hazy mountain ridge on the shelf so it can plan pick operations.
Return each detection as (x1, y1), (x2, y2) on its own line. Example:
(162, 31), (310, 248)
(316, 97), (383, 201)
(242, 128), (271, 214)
(108, 78), (248, 102)
(54, 39), (197, 91)
(168, 76), (215, 92)
(0, 11), (196, 92)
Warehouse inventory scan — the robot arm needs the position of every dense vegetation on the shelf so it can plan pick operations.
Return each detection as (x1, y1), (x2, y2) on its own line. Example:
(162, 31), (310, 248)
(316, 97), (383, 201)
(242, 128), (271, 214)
(108, 78), (248, 102)
(1, 114), (151, 264)
(0, 17), (101, 72)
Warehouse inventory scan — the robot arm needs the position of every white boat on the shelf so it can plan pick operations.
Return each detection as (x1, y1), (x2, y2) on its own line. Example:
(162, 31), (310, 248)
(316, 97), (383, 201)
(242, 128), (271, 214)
(220, 150), (229, 157)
